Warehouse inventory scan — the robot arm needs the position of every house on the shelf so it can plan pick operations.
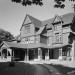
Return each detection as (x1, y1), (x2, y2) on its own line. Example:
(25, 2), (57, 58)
(0, 13), (75, 62)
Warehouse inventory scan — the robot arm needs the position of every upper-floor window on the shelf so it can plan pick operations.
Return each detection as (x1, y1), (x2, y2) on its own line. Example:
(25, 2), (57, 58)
(54, 25), (62, 31)
(25, 37), (29, 44)
(35, 36), (40, 43)
(54, 33), (62, 44)
(25, 24), (30, 33)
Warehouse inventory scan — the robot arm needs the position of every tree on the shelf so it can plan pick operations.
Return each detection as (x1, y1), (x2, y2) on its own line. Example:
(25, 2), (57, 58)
(0, 29), (14, 44)
(12, 0), (43, 6)
(11, 0), (75, 8)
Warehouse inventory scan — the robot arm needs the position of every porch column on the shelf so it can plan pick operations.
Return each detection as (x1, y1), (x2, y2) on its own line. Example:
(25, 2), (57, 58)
(27, 49), (29, 61)
(59, 48), (62, 60)
(10, 49), (14, 61)
(48, 49), (49, 60)
(1, 49), (2, 59)
(7, 50), (8, 58)
(45, 49), (49, 60)
(38, 48), (42, 60)
(71, 40), (75, 61)
(24, 50), (27, 61)
(12, 50), (14, 57)
(7, 48), (11, 61)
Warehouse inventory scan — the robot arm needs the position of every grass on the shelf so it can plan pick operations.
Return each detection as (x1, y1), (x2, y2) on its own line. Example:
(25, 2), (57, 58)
(0, 62), (35, 75)
(50, 64), (75, 75)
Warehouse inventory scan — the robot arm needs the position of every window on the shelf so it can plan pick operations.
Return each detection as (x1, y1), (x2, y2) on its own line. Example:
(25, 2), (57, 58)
(25, 37), (29, 44)
(55, 33), (62, 44)
(35, 36), (40, 43)
(30, 36), (34, 43)
(25, 24), (30, 33)
(54, 25), (62, 31)
(35, 27), (39, 32)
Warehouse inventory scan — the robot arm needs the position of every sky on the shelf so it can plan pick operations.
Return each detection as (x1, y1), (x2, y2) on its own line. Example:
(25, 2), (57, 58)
(0, 0), (74, 36)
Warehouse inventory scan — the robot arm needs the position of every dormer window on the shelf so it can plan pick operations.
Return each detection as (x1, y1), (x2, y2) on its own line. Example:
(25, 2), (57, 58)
(54, 24), (62, 31)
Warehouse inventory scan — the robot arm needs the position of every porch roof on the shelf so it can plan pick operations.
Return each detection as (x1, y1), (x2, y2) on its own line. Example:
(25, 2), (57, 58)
(48, 44), (71, 49)
(2, 41), (48, 49)
(1, 41), (71, 50)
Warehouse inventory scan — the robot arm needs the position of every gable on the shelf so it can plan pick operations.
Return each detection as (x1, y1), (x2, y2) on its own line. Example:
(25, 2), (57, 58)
(53, 15), (62, 23)
(23, 15), (32, 25)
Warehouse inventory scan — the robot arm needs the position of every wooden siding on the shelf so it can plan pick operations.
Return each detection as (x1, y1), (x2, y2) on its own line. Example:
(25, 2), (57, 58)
(20, 23), (35, 38)
(40, 35), (47, 44)
(63, 32), (70, 45)
(47, 36), (52, 46)
(23, 15), (32, 25)
(35, 35), (40, 43)
(47, 30), (53, 36)
(62, 27), (71, 33)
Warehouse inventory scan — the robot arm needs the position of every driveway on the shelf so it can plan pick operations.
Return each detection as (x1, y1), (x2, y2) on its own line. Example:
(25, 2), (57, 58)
(33, 64), (51, 75)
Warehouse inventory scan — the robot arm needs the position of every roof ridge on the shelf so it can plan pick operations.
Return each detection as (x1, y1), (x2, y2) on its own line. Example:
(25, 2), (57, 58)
(27, 14), (42, 22)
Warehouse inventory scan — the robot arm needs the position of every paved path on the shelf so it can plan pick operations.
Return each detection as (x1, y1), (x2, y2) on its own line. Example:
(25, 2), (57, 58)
(33, 64), (62, 75)
(33, 64), (51, 75)
(41, 64), (62, 75)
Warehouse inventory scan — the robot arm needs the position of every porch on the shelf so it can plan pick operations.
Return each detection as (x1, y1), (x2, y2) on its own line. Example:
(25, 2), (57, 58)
(0, 41), (74, 62)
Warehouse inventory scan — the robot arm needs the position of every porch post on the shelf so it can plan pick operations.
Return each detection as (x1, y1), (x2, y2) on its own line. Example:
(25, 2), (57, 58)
(1, 49), (2, 59)
(34, 49), (35, 60)
(38, 48), (42, 60)
(71, 40), (75, 61)
(24, 50), (27, 61)
(45, 49), (49, 60)
(27, 49), (29, 61)
(11, 50), (13, 61)
(59, 48), (62, 60)
(12, 50), (14, 57)
(7, 50), (8, 58)
(48, 49), (49, 60)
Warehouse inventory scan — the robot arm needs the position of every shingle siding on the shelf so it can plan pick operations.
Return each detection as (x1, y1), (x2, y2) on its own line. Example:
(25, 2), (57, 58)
(19, 13), (74, 48)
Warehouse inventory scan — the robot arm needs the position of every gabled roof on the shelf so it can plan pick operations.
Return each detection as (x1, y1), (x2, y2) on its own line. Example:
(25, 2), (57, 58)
(20, 14), (42, 30)
(36, 26), (46, 35)
(20, 13), (74, 33)
(62, 13), (74, 25)
(42, 13), (74, 29)
(42, 18), (54, 29)
(52, 15), (62, 23)
(27, 15), (42, 28)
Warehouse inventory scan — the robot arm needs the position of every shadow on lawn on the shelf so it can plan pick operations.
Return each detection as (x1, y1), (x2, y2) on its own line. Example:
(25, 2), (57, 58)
(50, 64), (75, 75)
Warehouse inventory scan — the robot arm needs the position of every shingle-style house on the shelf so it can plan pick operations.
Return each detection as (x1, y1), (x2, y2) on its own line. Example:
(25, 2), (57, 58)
(1, 13), (75, 61)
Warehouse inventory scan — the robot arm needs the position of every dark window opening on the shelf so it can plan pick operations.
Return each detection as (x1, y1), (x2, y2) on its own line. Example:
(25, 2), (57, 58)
(35, 27), (39, 32)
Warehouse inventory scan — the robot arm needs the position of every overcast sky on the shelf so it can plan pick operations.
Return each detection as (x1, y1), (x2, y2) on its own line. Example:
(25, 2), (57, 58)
(0, 0), (74, 36)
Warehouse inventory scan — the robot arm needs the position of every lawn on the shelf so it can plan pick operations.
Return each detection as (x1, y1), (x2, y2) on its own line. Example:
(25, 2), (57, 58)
(0, 62), (35, 75)
(50, 64), (75, 75)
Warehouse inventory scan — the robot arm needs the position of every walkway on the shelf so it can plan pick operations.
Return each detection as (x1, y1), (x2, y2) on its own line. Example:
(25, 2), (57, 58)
(33, 64), (62, 75)
(33, 64), (51, 75)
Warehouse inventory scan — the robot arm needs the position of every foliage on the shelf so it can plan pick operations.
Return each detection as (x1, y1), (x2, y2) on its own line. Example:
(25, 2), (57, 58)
(0, 29), (14, 43)
(11, 0), (75, 8)
(12, 0), (43, 6)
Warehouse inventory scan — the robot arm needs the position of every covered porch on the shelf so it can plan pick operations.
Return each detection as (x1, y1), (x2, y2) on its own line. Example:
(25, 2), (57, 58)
(0, 41), (50, 61)
(0, 41), (74, 62)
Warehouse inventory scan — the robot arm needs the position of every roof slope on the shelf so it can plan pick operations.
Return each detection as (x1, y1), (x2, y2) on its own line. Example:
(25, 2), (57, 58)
(2, 41), (48, 49)
(42, 13), (74, 29)
(62, 13), (74, 25)
(36, 26), (46, 35)
(27, 15), (42, 28)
